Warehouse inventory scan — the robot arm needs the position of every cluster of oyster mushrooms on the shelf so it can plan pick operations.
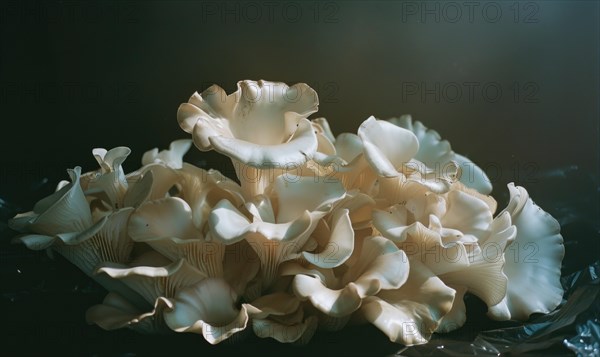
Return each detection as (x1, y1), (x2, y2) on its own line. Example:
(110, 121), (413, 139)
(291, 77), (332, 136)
(9, 80), (565, 346)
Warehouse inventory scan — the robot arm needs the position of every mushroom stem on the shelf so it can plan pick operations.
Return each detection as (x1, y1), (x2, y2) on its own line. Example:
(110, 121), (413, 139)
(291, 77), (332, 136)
(232, 159), (278, 199)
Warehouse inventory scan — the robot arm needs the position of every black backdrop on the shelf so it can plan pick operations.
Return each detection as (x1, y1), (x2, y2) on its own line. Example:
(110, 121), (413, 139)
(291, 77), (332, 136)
(1, 1), (598, 197)
(0, 1), (598, 356)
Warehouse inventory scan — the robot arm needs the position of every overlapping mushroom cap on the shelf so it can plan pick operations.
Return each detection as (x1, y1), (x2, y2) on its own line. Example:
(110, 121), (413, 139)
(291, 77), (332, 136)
(177, 80), (319, 169)
(208, 174), (348, 290)
(9, 80), (565, 347)
(388, 115), (493, 194)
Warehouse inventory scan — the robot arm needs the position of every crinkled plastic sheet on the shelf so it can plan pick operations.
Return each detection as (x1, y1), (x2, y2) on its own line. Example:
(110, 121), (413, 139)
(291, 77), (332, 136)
(0, 165), (598, 356)
(565, 319), (600, 356)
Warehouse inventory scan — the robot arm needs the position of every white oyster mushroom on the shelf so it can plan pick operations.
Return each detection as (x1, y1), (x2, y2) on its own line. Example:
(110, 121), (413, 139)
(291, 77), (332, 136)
(209, 175), (346, 289)
(301, 208), (355, 269)
(448, 180), (498, 216)
(438, 211), (517, 329)
(389, 115), (493, 194)
(250, 301), (318, 344)
(283, 236), (409, 318)
(86, 146), (132, 209)
(86, 292), (171, 334)
(372, 185), (494, 250)
(131, 161), (244, 230)
(127, 138), (196, 202)
(310, 118), (339, 166)
(358, 116), (461, 199)
(357, 116), (420, 178)
(435, 285), (468, 333)
(334, 133), (377, 191)
(126, 176), (253, 291)
(286, 117), (376, 193)
(177, 80), (319, 197)
(372, 182), (511, 333)
(209, 195), (306, 290)
(17, 208), (148, 308)
(176, 163), (244, 229)
(69, 146), (155, 213)
(141, 139), (193, 169)
(88, 257), (206, 334)
(304, 131), (376, 193)
(95, 259), (206, 305)
(90, 254), (254, 339)
(333, 190), (377, 230)
(487, 183), (565, 321)
(161, 278), (249, 344)
(372, 208), (472, 276)
(10, 167), (147, 307)
(321, 128), (378, 192)
(9, 79), (568, 347)
(440, 189), (494, 238)
(376, 166), (460, 205)
(312, 117), (336, 143)
(128, 197), (226, 278)
(129, 197), (198, 240)
(374, 178), (445, 221)
(163, 285), (316, 345)
(127, 164), (179, 202)
(18, 208), (135, 274)
(10, 167), (92, 234)
(221, 241), (261, 299)
(334, 133), (364, 165)
(357, 259), (456, 346)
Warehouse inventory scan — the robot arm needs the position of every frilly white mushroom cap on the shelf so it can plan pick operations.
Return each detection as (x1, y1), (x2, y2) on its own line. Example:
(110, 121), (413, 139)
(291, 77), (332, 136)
(177, 80), (319, 168)
(247, 293), (318, 344)
(300, 208), (355, 269)
(128, 197), (226, 278)
(435, 285), (468, 333)
(85, 292), (171, 334)
(358, 116), (420, 178)
(284, 236), (409, 318)
(10, 167), (92, 235)
(87, 147), (132, 209)
(334, 190), (377, 230)
(209, 175), (347, 289)
(487, 184), (565, 321)
(17, 207), (148, 308)
(356, 259), (456, 346)
(162, 278), (247, 344)
(373, 210), (471, 276)
(334, 133), (364, 164)
(142, 139), (193, 169)
(305, 129), (376, 193)
(94, 258), (208, 322)
(439, 210), (517, 321)
(131, 158), (244, 230)
(389, 115), (493, 195)
(310, 118), (338, 166)
(371, 185), (494, 274)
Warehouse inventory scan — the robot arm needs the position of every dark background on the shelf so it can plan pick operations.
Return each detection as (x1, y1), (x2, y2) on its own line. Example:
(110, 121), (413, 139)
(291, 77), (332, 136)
(1, 0), (598, 199)
(0, 1), (598, 356)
